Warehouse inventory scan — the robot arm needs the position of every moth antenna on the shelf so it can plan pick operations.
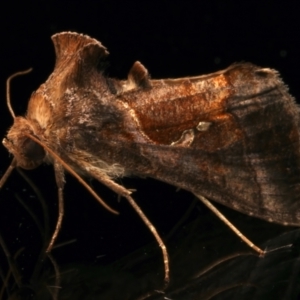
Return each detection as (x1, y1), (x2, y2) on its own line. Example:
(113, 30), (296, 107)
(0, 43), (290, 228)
(24, 133), (119, 215)
(6, 68), (32, 119)
(0, 158), (17, 190)
(195, 194), (265, 256)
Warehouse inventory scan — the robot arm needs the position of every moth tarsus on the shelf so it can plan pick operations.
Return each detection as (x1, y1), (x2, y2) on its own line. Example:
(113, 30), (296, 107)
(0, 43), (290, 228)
(2, 31), (300, 293)
(195, 194), (265, 255)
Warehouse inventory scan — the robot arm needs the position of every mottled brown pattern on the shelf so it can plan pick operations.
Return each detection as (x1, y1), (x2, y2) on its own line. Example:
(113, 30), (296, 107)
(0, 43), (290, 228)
(3, 32), (300, 226)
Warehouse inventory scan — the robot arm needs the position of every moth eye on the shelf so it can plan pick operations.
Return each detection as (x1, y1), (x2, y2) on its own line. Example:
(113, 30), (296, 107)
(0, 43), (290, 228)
(22, 138), (45, 161)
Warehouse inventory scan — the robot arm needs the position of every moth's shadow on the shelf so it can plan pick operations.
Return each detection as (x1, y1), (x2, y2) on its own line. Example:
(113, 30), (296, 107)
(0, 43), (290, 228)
(42, 215), (300, 300)
(160, 229), (300, 300)
(0, 178), (300, 300)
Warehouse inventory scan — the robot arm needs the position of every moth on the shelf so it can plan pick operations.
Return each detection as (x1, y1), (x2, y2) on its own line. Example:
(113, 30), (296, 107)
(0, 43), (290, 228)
(2, 32), (300, 288)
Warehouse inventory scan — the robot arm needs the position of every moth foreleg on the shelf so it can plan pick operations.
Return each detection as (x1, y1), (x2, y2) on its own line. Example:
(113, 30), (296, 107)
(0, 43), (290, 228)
(24, 134), (119, 215)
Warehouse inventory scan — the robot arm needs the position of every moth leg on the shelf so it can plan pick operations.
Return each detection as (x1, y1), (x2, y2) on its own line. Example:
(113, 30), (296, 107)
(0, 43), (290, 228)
(46, 161), (65, 253)
(24, 133), (119, 215)
(195, 194), (265, 256)
(78, 164), (170, 288)
(124, 193), (170, 288)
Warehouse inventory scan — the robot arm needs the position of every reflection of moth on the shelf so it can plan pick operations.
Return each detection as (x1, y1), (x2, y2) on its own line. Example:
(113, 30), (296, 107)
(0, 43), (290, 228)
(2, 32), (300, 287)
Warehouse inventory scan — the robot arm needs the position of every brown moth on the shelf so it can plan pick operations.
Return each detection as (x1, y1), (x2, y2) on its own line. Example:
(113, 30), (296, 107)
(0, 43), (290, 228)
(2, 32), (300, 288)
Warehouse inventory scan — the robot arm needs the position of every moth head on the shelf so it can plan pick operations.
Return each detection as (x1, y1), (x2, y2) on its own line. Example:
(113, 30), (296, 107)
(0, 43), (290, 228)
(3, 116), (45, 170)
(3, 68), (45, 170)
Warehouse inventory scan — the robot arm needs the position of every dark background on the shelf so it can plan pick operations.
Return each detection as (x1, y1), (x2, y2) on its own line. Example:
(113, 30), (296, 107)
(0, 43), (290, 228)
(0, 1), (300, 299)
